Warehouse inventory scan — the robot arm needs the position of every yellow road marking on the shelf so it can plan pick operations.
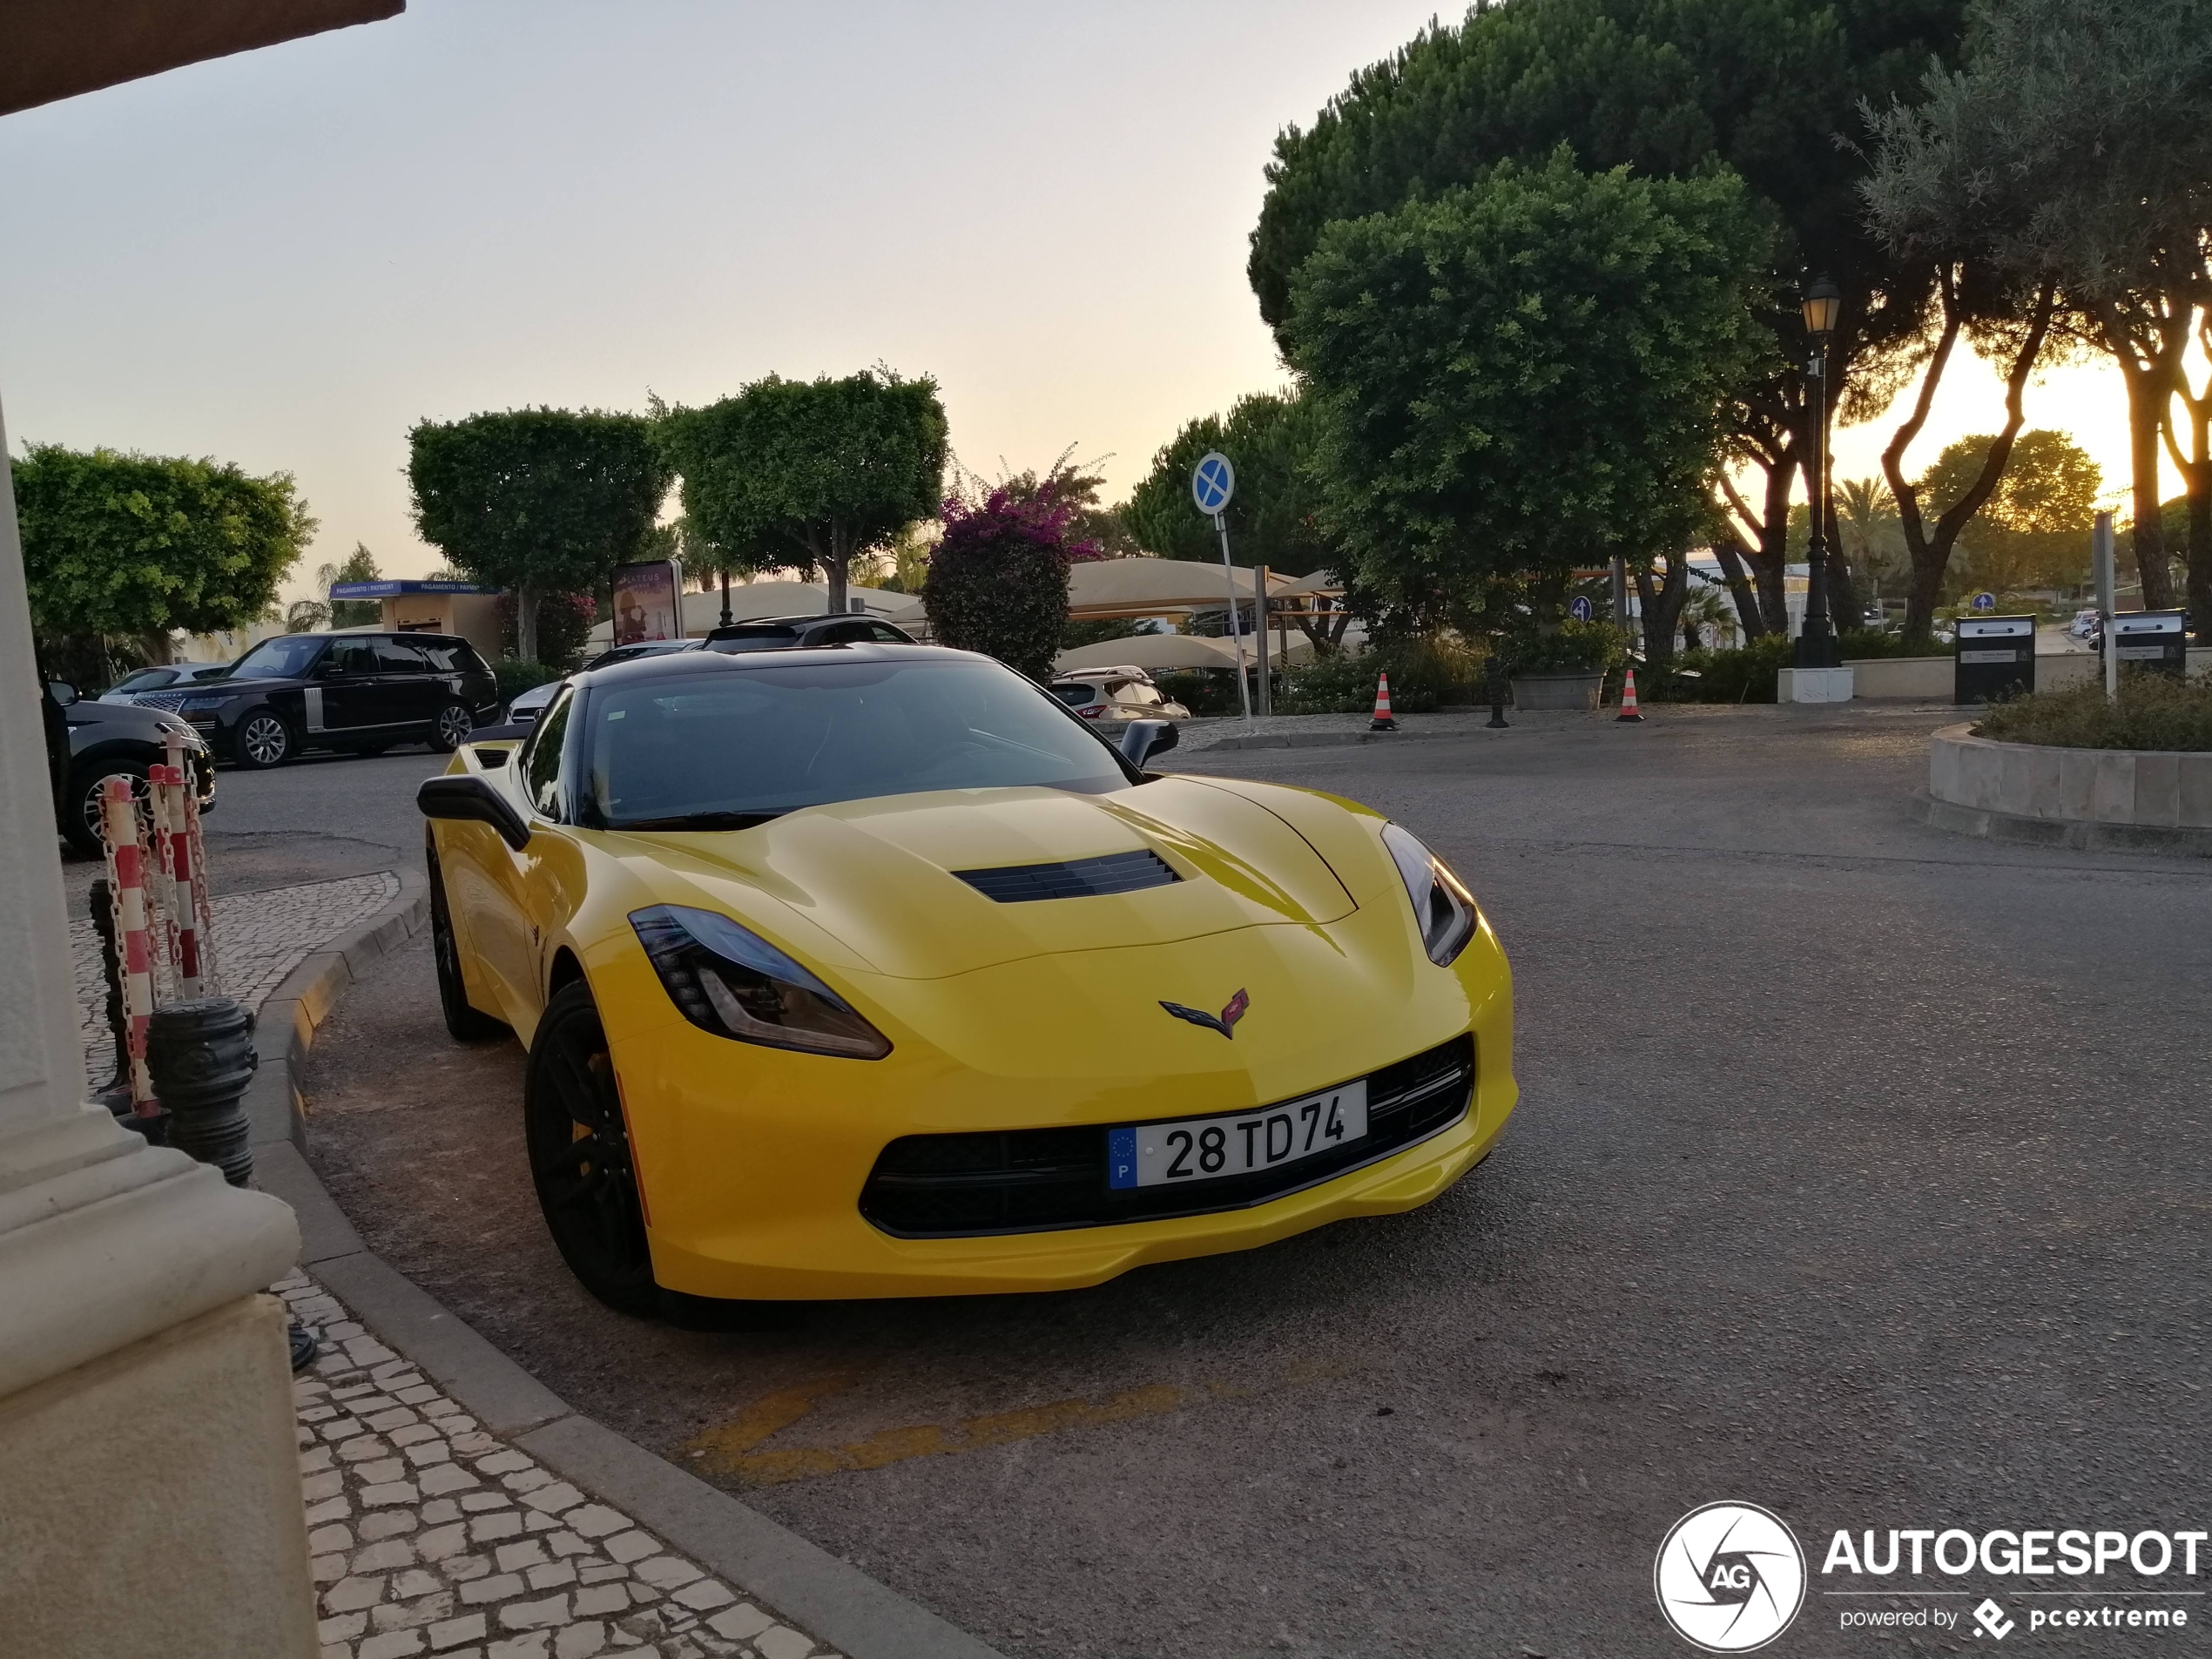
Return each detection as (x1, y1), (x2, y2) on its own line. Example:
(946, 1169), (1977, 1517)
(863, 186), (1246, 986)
(684, 1362), (1357, 1487)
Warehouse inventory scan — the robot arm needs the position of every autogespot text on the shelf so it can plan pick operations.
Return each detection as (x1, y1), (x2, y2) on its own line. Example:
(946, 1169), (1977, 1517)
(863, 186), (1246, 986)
(1824, 1527), (2202, 1640)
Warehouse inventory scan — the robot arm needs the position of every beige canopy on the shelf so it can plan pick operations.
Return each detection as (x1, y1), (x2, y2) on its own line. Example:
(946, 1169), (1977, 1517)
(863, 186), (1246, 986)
(1051, 631), (1315, 677)
(585, 580), (925, 647)
(1066, 556), (1285, 618)
(1268, 569), (1346, 598)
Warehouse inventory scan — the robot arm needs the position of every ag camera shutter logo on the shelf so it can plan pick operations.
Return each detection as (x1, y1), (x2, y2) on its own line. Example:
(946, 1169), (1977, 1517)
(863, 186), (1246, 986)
(1655, 1501), (1807, 1651)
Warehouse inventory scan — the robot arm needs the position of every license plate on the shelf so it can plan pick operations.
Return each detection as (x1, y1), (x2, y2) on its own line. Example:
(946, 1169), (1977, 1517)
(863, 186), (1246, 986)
(1107, 1082), (1369, 1190)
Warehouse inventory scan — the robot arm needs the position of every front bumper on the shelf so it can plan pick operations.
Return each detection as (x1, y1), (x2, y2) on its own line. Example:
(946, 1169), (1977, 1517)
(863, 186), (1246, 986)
(601, 911), (1516, 1300)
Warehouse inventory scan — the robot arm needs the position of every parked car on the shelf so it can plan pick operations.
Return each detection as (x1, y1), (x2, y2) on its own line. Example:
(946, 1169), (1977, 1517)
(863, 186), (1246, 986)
(44, 680), (216, 859)
(2069, 608), (2101, 641)
(99, 662), (234, 702)
(506, 638), (705, 726)
(702, 614), (917, 653)
(1049, 666), (1192, 723)
(123, 631), (501, 768)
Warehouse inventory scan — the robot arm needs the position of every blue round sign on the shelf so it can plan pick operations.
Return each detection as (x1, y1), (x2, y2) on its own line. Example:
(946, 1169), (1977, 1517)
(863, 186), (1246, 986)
(1568, 596), (1595, 621)
(1971, 591), (1996, 612)
(1191, 451), (1235, 516)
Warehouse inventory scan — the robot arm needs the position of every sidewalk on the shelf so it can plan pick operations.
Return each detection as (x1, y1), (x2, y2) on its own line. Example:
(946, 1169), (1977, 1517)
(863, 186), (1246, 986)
(284, 1269), (831, 1659)
(71, 876), (847, 1659)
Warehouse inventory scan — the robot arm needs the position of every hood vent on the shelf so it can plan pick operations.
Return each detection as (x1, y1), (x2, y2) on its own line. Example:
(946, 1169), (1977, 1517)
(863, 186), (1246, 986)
(955, 849), (1178, 903)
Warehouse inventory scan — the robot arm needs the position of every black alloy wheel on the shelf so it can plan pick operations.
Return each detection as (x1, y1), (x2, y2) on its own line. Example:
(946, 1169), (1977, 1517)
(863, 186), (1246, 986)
(235, 709), (293, 769)
(65, 759), (150, 859)
(524, 980), (658, 1316)
(429, 701), (474, 753)
(427, 844), (507, 1042)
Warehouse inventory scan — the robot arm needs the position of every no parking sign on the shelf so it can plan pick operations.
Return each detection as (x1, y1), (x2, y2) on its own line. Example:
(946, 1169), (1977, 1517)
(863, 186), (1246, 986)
(1191, 452), (1235, 517)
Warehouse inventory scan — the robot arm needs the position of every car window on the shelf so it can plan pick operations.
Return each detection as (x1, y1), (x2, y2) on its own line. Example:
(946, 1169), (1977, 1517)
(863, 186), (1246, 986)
(703, 629), (800, 654)
(230, 635), (327, 679)
(374, 637), (430, 673)
(416, 639), (469, 671)
(583, 658), (1129, 828)
(190, 664), (232, 681)
(867, 623), (912, 644)
(1050, 684), (1096, 706)
(523, 688), (572, 817)
(112, 669), (176, 693)
(322, 641), (379, 677)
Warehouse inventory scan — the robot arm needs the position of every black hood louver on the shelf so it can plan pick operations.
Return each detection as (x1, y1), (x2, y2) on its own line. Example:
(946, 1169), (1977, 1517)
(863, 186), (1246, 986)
(954, 849), (1178, 903)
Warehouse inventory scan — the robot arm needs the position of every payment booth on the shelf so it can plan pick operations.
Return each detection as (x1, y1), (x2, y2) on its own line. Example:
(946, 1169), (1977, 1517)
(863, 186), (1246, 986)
(1953, 614), (2036, 704)
(330, 578), (503, 660)
(2105, 609), (2188, 679)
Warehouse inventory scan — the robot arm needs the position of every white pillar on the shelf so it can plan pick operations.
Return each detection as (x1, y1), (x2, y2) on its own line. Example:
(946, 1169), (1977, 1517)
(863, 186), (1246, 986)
(0, 394), (315, 1654)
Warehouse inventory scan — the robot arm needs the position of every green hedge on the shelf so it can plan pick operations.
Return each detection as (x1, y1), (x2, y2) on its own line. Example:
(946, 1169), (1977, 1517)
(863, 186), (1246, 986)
(1976, 673), (2212, 752)
(493, 658), (563, 707)
(1275, 638), (1487, 713)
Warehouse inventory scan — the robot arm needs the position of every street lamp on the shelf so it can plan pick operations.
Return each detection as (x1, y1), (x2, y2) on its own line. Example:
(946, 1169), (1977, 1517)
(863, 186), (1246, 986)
(1797, 275), (1842, 668)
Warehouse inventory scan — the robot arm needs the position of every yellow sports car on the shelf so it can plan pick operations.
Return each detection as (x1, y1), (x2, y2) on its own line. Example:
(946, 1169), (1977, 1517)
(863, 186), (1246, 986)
(419, 644), (1515, 1314)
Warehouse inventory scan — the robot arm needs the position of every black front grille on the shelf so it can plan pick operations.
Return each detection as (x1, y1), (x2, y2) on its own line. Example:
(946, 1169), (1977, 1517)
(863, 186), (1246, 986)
(860, 1034), (1474, 1238)
(954, 849), (1178, 903)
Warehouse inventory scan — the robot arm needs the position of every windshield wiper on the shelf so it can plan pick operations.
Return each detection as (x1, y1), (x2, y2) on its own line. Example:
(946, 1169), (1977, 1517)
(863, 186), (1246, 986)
(615, 810), (782, 832)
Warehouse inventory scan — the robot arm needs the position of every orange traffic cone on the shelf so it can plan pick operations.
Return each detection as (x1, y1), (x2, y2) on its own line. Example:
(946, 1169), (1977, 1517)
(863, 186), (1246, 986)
(1370, 671), (1398, 732)
(1616, 667), (1644, 723)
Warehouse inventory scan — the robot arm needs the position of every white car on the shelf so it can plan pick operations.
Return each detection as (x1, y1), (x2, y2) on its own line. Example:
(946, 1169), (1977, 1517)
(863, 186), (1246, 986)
(2068, 608), (2101, 641)
(506, 639), (703, 724)
(1049, 666), (1192, 724)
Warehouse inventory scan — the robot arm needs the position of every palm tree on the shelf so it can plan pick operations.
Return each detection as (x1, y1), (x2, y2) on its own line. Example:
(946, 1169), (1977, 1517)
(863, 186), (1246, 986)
(1836, 478), (1905, 612)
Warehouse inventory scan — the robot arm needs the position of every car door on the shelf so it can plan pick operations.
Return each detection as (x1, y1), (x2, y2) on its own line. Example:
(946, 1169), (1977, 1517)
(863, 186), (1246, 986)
(310, 638), (385, 737)
(461, 685), (571, 1036)
(371, 636), (442, 731)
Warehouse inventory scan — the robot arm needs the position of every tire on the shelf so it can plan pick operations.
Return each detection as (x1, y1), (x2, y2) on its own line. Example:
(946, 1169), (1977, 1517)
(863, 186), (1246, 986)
(428, 700), (474, 753)
(234, 708), (293, 769)
(64, 759), (149, 859)
(524, 980), (658, 1316)
(428, 846), (507, 1042)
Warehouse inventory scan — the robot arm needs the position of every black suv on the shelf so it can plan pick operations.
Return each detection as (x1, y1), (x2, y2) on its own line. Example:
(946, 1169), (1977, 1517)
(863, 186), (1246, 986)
(703, 614), (916, 652)
(125, 631), (502, 768)
(44, 681), (217, 859)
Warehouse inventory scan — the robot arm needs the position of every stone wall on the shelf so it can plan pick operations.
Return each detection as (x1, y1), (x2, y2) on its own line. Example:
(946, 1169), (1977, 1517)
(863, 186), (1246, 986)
(1928, 724), (2212, 829)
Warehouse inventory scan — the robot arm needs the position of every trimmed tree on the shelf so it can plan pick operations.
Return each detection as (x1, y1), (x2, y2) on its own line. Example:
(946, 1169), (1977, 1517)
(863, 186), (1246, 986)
(408, 408), (667, 662)
(658, 370), (948, 617)
(1286, 150), (1771, 654)
(14, 442), (314, 666)
(925, 479), (1088, 680)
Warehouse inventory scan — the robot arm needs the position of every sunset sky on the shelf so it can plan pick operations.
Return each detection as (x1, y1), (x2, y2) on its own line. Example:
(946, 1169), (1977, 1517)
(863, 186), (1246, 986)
(0, 2), (2188, 604)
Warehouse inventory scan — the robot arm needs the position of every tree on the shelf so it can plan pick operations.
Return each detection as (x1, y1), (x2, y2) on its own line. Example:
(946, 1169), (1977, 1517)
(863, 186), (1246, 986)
(1917, 429), (2101, 596)
(14, 442), (314, 665)
(408, 408), (667, 662)
(923, 476), (1088, 680)
(1249, 0), (1975, 638)
(1863, 0), (2212, 630)
(657, 369), (947, 618)
(1285, 149), (1770, 662)
(311, 542), (381, 628)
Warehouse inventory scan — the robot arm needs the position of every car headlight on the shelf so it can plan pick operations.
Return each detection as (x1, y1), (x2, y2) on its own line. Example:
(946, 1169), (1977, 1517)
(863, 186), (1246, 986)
(629, 904), (891, 1059)
(178, 693), (229, 711)
(1380, 824), (1478, 967)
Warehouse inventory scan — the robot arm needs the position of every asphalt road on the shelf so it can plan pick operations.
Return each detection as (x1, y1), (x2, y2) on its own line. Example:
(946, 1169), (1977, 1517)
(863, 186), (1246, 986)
(297, 705), (2212, 1659)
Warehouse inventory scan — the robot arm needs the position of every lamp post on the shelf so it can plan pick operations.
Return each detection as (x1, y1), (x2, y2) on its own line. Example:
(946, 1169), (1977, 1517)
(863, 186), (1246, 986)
(1797, 275), (1842, 669)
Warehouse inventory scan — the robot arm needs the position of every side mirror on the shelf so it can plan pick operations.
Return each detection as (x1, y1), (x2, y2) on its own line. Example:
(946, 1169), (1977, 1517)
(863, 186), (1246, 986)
(46, 680), (79, 707)
(1120, 718), (1177, 769)
(418, 773), (531, 852)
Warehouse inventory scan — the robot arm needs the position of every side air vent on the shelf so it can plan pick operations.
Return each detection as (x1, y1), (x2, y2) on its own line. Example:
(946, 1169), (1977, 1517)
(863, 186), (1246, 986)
(954, 849), (1178, 903)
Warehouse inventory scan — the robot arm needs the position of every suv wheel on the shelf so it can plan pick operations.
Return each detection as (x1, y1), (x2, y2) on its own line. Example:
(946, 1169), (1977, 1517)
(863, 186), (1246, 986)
(429, 701), (474, 753)
(64, 759), (149, 860)
(235, 709), (293, 769)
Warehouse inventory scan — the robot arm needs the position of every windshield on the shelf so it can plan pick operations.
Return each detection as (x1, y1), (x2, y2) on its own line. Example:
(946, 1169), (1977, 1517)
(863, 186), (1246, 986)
(228, 635), (327, 679)
(111, 668), (178, 693)
(583, 658), (1131, 828)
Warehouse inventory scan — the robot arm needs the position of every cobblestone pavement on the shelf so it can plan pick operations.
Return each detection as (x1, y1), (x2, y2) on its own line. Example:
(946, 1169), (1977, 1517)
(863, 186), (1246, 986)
(69, 872), (398, 1082)
(280, 1271), (840, 1659)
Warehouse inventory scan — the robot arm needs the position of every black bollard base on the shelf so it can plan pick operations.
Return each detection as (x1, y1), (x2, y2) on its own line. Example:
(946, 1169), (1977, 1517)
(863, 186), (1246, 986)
(146, 997), (259, 1187)
(115, 1106), (172, 1148)
(289, 1319), (320, 1373)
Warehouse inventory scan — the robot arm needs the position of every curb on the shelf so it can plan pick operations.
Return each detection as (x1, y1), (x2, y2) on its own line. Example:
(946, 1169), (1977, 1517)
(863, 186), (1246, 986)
(1191, 727), (1450, 752)
(245, 866), (432, 1151)
(1910, 790), (2212, 859)
(250, 873), (1008, 1659)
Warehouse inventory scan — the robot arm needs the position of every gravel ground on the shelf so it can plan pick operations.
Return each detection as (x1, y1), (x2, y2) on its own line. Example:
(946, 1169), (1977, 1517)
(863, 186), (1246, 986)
(302, 704), (2212, 1659)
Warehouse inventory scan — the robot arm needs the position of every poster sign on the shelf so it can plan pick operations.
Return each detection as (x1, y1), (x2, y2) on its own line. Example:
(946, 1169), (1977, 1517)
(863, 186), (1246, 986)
(611, 560), (683, 646)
